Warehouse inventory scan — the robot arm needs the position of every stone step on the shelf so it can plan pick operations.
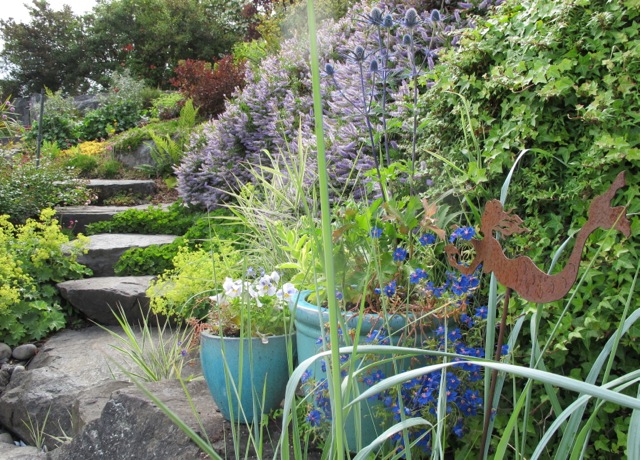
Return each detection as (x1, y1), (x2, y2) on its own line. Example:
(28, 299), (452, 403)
(85, 179), (157, 204)
(56, 203), (173, 234)
(56, 276), (156, 326)
(69, 233), (179, 277)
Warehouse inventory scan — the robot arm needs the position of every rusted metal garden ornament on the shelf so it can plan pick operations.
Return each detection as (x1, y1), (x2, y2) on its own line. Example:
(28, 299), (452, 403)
(443, 171), (630, 458)
(445, 171), (631, 303)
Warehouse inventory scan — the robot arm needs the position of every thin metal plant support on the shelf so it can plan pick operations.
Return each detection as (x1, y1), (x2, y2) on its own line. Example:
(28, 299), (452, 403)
(478, 286), (511, 459)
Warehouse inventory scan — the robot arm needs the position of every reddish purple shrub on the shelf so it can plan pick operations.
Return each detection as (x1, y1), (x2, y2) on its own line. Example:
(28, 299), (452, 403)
(170, 57), (246, 118)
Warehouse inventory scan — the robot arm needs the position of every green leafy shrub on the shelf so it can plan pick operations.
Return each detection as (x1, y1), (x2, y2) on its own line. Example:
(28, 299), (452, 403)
(63, 153), (98, 177)
(23, 89), (81, 149)
(144, 100), (198, 177)
(24, 113), (80, 150)
(97, 159), (122, 178)
(115, 241), (180, 276)
(232, 39), (269, 72)
(80, 100), (143, 141)
(150, 92), (185, 120)
(146, 245), (240, 321)
(0, 209), (91, 346)
(85, 202), (202, 236)
(0, 158), (90, 223)
(110, 209), (247, 276)
(414, 0), (639, 455)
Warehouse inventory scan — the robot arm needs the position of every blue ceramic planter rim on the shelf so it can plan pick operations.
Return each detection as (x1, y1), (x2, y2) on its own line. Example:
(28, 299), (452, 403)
(200, 331), (293, 342)
(292, 289), (418, 334)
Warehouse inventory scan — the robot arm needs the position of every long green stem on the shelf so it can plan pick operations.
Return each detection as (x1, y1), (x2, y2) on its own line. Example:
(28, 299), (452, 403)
(306, 0), (345, 457)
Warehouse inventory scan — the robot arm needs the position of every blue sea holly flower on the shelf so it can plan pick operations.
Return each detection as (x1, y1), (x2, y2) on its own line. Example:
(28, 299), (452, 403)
(382, 13), (394, 28)
(404, 8), (419, 28)
(369, 59), (379, 72)
(367, 7), (383, 25)
(393, 247), (408, 262)
(324, 63), (335, 76)
(430, 9), (441, 23)
(370, 226), (382, 238)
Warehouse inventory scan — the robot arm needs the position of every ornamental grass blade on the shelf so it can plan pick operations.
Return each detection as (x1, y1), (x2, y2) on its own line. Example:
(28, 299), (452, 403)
(629, 386), (640, 459)
(353, 418), (433, 460)
(351, 361), (640, 411)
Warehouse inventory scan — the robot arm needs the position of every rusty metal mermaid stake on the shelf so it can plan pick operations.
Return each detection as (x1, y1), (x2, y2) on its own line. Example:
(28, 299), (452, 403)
(445, 170), (631, 303)
(444, 171), (630, 458)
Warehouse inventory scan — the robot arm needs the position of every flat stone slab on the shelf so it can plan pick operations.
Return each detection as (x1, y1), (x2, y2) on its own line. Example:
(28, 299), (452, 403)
(86, 179), (157, 203)
(56, 203), (173, 234)
(57, 276), (156, 325)
(71, 233), (178, 276)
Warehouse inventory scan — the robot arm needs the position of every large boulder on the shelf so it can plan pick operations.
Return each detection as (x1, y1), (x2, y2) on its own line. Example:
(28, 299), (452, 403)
(48, 380), (222, 460)
(56, 276), (155, 325)
(0, 327), (135, 451)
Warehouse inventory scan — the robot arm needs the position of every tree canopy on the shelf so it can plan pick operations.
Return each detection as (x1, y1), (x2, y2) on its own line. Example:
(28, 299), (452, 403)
(0, 0), (90, 94)
(0, 0), (252, 95)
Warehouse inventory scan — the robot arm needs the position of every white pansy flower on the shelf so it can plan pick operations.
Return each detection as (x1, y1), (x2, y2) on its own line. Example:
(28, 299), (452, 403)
(223, 277), (243, 298)
(276, 283), (299, 301)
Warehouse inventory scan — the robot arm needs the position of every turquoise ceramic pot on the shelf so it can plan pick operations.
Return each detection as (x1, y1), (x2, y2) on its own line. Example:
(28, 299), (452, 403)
(292, 290), (426, 450)
(200, 331), (293, 423)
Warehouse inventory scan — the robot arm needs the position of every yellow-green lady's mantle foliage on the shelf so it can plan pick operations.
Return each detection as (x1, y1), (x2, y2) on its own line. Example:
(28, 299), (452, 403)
(146, 245), (240, 321)
(0, 209), (91, 346)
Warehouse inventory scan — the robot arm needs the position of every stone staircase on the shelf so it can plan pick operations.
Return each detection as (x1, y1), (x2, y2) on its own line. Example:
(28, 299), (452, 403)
(55, 179), (178, 326)
(56, 179), (170, 233)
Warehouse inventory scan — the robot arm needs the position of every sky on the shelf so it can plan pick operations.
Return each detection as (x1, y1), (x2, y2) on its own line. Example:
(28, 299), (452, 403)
(1, 0), (97, 24)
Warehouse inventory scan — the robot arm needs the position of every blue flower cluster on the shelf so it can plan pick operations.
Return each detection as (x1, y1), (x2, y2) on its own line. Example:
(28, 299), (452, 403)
(300, 310), (500, 456)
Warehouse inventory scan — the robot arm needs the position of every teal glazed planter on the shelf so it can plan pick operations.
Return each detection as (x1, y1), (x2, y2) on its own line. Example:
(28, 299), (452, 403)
(292, 290), (427, 449)
(200, 331), (293, 423)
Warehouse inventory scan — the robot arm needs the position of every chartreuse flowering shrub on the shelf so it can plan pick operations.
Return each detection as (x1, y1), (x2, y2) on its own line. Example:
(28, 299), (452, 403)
(146, 243), (241, 321)
(0, 209), (90, 346)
